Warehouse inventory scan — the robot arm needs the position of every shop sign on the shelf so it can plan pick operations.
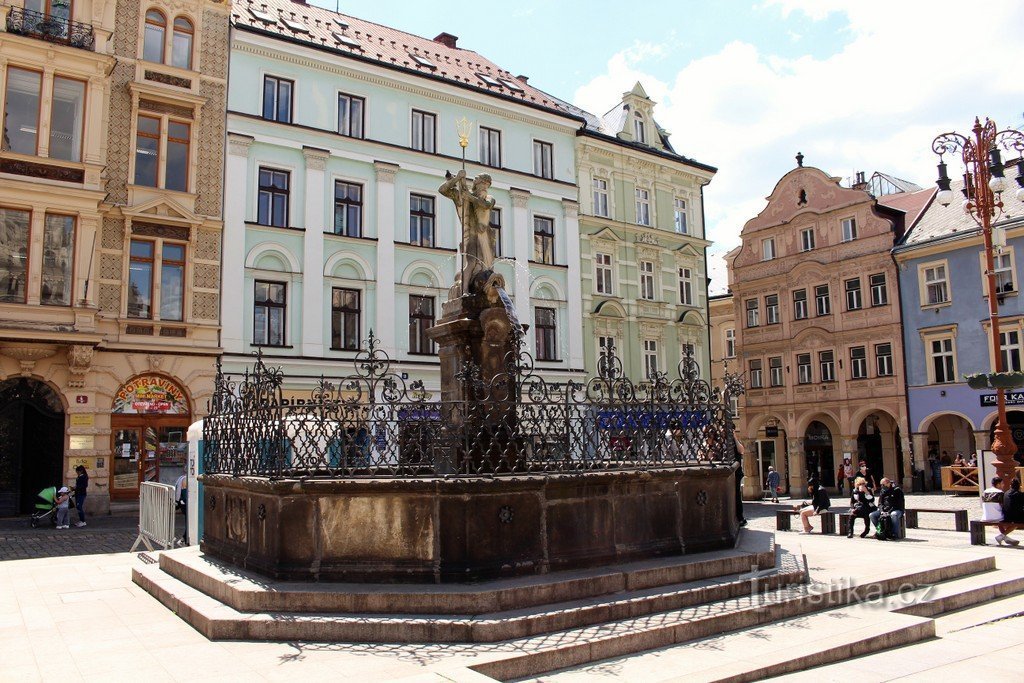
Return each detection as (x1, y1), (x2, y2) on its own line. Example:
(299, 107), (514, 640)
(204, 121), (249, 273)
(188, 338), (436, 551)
(69, 456), (95, 470)
(980, 391), (1024, 406)
(113, 473), (137, 488)
(70, 414), (94, 427)
(69, 435), (94, 450)
(113, 376), (188, 414)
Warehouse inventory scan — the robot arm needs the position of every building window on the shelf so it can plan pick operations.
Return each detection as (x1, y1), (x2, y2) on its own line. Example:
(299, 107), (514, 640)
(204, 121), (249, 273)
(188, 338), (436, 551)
(409, 194), (435, 247)
(851, 346), (867, 379)
(3, 68), (43, 156)
(841, 217), (857, 242)
(597, 335), (616, 368)
(876, 343), (893, 376)
(797, 353), (812, 384)
(845, 278), (862, 311)
(762, 238), (776, 261)
(40, 214), (75, 306)
(674, 198), (688, 234)
(793, 289), (808, 320)
(745, 298), (760, 327)
(800, 228), (815, 252)
(127, 240), (154, 318)
(749, 359), (763, 389)
(1002, 330), (1022, 372)
(254, 280), (286, 346)
(143, 10), (166, 63)
(635, 188), (651, 226)
(634, 112), (646, 143)
(333, 181), (362, 237)
(338, 93), (364, 138)
(765, 294), (779, 324)
(331, 288), (360, 350)
(262, 75), (293, 123)
(479, 126), (501, 167)
(489, 208), (502, 258)
(533, 216), (554, 264)
(171, 17), (193, 69)
(929, 337), (955, 384)
(769, 356), (783, 387)
(595, 252), (613, 295)
(644, 339), (659, 378)
(0, 208), (30, 303)
(257, 168), (290, 227)
(994, 251), (1015, 293)
(533, 140), (553, 178)
(724, 328), (736, 358)
(134, 115), (190, 191)
(49, 76), (86, 162)
(679, 267), (693, 305)
(819, 350), (835, 382)
(411, 110), (436, 153)
(729, 395), (740, 418)
(408, 295), (435, 355)
(923, 263), (949, 305)
(159, 243), (185, 321)
(535, 307), (557, 361)
(870, 273), (888, 306)
(640, 261), (656, 301)
(593, 178), (609, 217)
(815, 284), (831, 316)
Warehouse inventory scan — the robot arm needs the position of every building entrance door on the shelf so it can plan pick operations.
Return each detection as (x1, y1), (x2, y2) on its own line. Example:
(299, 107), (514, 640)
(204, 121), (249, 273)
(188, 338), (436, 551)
(0, 378), (65, 515)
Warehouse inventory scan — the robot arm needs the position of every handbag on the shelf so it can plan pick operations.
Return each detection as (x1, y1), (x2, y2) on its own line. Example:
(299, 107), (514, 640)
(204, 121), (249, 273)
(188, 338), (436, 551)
(775, 486), (784, 493)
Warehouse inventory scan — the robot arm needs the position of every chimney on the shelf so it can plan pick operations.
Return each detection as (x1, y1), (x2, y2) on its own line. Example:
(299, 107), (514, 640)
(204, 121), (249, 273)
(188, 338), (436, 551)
(517, 74), (529, 84)
(433, 32), (458, 49)
(852, 171), (868, 190)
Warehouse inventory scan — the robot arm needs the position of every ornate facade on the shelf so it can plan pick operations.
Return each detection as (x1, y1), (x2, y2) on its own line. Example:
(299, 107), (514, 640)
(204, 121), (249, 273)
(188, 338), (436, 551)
(576, 83), (716, 382)
(729, 159), (927, 497)
(0, 0), (229, 515)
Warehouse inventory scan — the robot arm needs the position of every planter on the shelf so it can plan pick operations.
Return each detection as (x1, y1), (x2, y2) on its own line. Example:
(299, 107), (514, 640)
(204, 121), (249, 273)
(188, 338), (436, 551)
(965, 371), (1024, 390)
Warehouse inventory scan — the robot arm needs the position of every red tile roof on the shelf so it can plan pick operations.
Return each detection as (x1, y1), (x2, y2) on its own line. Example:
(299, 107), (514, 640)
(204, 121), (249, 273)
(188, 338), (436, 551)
(877, 187), (934, 229)
(232, 0), (576, 120)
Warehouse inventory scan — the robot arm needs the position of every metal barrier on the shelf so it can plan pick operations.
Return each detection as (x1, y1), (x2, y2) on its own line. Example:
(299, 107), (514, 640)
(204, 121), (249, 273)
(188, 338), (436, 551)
(130, 481), (177, 552)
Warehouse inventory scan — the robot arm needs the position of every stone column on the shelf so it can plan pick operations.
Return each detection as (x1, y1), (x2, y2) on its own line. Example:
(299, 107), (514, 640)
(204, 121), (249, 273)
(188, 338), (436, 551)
(562, 198), (584, 370)
(510, 188), (532, 327)
(374, 162), (398, 350)
(221, 134), (253, 354)
(788, 436), (806, 492)
(912, 432), (934, 490)
(301, 146), (329, 358)
(26, 211), (44, 306)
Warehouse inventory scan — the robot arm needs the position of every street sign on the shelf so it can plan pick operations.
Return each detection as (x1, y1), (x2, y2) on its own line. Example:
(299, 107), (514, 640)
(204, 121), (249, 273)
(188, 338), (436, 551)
(980, 391), (1024, 406)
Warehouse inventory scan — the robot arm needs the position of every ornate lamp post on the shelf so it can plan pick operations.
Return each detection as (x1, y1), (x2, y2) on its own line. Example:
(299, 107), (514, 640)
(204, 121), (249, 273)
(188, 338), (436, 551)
(932, 117), (1024, 490)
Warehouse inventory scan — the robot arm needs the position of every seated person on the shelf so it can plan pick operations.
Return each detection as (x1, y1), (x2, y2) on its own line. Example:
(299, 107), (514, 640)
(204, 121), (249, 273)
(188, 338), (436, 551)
(869, 478), (905, 540)
(793, 481), (831, 533)
(847, 477), (876, 538)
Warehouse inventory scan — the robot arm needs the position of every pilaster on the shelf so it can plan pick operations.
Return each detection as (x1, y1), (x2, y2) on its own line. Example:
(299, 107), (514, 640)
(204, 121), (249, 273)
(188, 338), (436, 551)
(563, 198), (583, 369)
(510, 188), (532, 326)
(301, 146), (330, 357)
(221, 133), (253, 354)
(374, 161), (398, 350)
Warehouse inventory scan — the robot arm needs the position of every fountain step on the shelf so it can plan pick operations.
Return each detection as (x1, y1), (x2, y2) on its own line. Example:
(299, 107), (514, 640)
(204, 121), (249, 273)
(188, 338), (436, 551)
(156, 529), (776, 616)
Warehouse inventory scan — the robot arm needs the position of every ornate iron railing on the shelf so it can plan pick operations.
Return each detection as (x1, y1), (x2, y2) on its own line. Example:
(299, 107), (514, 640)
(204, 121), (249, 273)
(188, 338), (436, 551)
(203, 331), (745, 478)
(6, 7), (95, 51)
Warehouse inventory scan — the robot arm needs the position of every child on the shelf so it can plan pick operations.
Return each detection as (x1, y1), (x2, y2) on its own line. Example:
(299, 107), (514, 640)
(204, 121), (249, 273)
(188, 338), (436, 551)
(55, 486), (71, 529)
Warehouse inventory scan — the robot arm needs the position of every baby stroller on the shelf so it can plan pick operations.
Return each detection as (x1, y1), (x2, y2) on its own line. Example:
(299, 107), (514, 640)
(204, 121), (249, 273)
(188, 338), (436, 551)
(30, 486), (72, 528)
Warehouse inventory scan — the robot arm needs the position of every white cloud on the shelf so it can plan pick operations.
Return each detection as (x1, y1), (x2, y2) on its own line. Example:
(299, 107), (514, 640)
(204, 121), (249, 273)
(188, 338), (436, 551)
(573, 0), (1024, 293)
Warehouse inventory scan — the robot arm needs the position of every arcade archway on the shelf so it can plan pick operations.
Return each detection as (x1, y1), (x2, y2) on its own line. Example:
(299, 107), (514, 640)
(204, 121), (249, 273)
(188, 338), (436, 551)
(0, 378), (65, 515)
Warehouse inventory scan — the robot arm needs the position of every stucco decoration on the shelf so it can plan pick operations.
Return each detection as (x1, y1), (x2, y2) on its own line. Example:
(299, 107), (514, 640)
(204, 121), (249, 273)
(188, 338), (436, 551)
(66, 345), (95, 388)
(1, 345), (57, 375)
(101, 217), (124, 249)
(193, 292), (219, 321)
(196, 80), (227, 217)
(740, 166), (869, 238)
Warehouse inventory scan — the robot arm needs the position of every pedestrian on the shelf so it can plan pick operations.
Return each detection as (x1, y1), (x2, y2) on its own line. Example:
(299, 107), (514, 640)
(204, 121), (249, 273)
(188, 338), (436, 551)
(844, 458), (856, 493)
(870, 478), (905, 540)
(55, 486), (71, 529)
(1002, 479), (1023, 545)
(928, 451), (942, 491)
(981, 476), (1018, 546)
(857, 461), (877, 491)
(793, 481), (831, 533)
(766, 465), (781, 503)
(174, 473), (189, 545)
(953, 452), (966, 467)
(73, 465), (88, 527)
(734, 441), (747, 527)
(836, 468), (845, 496)
(847, 477), (876, 538)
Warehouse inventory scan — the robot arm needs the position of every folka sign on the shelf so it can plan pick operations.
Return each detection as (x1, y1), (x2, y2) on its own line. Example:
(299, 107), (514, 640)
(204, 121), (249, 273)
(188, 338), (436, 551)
(980, 392), (1024, 407)
(113, 376), (188, 414)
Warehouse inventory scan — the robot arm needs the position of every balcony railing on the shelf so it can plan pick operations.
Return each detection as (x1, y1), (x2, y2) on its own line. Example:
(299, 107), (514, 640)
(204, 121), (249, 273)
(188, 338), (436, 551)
(6, 7), (94, 51)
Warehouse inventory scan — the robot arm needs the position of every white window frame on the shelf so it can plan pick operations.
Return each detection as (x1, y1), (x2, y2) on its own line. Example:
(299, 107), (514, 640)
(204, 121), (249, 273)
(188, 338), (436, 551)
(762, 237), (776, 261)
(841, 217), (857, 242)
(850, 346), (867, 379)
(800, 228), (815, 252)
(745, 298), (760, 328)
(769, 356), (783, 387)
(595, 252), (613, 295)
(845, 278), (862, 311)
(634, 112), (646, 144)
(793, 289), (808, 320)
(643, 339), (659, 379)
(819, 350), (835, 383)
(920, 261), (950, 307)
(815, 284), (831, 316)
(593, 177), (609, 217)
(870, 273), (888, 306)
(1002, 329), (1022, 372)
(678, 267), (693, 305)
(797, 353), (812, 384)
(640, 260), (656, 301)
(635, 187), (651, 226)
(749, 359), (763, 389)
(674, 197), (688, 234)
(928, 336), (956, 384)
(983, 248), (1016, 296)
(875, 343), (894, 377)
(724, 328), (736, 358)
(765, 294), (779, 324)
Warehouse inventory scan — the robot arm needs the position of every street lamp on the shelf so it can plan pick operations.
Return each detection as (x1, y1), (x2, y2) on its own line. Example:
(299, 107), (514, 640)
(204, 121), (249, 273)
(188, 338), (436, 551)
(932, 117), (1024, 491)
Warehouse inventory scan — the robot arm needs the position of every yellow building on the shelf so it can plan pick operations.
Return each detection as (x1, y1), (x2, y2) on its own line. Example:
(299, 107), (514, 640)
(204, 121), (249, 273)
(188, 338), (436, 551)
(0, 0), (228, 516)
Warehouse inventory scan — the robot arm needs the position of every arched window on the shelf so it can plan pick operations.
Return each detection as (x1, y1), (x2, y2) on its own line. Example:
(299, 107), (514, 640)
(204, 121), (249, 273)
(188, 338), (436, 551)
(143, 10), (166, 63)
(171, 16), (193, 69)
(633, 112), (646, 144)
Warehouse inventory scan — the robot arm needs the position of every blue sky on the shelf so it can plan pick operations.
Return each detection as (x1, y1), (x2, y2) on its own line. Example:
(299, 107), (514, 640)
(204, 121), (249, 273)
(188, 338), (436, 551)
(312, 1), (1024, 292)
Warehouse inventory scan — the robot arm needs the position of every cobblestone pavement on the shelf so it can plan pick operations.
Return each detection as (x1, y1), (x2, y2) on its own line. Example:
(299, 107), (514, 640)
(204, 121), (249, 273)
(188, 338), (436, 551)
(0, 513), (185, 561)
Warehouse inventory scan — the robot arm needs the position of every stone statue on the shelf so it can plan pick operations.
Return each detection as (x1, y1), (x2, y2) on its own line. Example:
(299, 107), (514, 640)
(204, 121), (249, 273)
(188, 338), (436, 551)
(439, 170), (497, 292)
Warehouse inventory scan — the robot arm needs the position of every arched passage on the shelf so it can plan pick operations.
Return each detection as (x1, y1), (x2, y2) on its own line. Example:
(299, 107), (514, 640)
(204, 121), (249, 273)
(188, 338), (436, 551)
(804, 419), (834, 486)
(856, 411), (901, 484)
(922, 413), (977, 464)
(0, 378), (65, 515)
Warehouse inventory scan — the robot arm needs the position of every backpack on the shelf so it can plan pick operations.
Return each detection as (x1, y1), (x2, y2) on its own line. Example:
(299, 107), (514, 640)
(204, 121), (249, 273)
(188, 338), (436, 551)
(875, 514), (893, 540)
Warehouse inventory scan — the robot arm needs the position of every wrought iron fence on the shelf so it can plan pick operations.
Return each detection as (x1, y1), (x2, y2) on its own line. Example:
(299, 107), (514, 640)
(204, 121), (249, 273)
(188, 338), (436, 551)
(203, 331), (745, 478)
(6, 7), (95, 51)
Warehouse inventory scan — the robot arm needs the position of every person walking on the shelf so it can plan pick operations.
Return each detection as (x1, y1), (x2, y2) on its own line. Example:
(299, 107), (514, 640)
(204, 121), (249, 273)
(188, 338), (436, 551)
(766, 466), (781, 503)
(174, 473), (189, 545)
(857, 462), (877, 491)
(847, 477), (876, 538)
(734, 441), (747, 527)
(73, 465), (88, 527)
(870, 478), (906, 540)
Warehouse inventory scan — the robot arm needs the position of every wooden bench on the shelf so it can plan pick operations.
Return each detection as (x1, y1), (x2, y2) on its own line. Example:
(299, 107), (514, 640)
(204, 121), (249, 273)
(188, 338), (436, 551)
(970, 520), (1007, 545)
(776, 509), (835, 534)
(905, 508), (969, 532)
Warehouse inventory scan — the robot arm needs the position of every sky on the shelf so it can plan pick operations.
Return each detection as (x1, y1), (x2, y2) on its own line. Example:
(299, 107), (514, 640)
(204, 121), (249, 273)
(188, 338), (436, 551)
(313, 0), (1024, 292)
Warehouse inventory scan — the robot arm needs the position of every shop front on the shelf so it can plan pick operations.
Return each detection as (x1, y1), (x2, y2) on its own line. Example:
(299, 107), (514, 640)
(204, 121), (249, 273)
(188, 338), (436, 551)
(109, 375), (191, 501)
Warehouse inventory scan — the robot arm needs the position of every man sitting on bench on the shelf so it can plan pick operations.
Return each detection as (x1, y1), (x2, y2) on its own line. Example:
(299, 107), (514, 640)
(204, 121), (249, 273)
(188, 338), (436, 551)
(869, 478), (904, 540)
(793, 480), (831, 534)
(983, 476), (1020, 546)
